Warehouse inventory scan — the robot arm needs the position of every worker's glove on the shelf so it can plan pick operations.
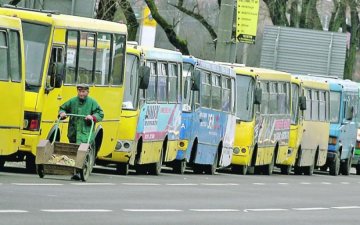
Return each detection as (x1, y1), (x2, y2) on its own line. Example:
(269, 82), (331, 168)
(85, 115), (96, 126)
(59, 112), (67, 120)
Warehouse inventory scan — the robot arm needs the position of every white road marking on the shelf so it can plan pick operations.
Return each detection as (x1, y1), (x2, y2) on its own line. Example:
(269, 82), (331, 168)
(331, 206), (360, 209)
(321, 182), (331, 185)
(0, 210), (28, 213)
(71, 183), (115, 186)
(340, 182), (350, 185)
(166, 183), (198, 186)
(12, 183), (63, 186)
(244, 208), (288, 212)
(300, 182), (311, 185)
(293, 207), (329, 211)
(190, 209), (240, 212)
(122, 183), (160, 186)
(201, 183), (239, 186)
(278, 183), (289, 185)
(123, 209), (182, 212)
(252, 183), (265, 185)
(41, 209), (112, 213)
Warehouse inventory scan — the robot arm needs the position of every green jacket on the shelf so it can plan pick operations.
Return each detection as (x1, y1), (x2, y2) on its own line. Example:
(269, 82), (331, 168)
(59, 96), (104, 144)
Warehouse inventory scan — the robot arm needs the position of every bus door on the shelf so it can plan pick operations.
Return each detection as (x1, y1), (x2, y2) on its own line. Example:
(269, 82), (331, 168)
(0, 27), (23, 157)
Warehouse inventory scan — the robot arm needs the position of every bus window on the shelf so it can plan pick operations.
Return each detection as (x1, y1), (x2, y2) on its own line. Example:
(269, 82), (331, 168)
(9, 31), (21, 82)
(284, 83), (290, 114)
(123, 53), (139, 110)
(65, 30), (79, 84)
(212, 74), (221, 110)
(311, 90), (319, 121)
(319, 91), (326, 121)
(330, 91), (341, 123)
(305, 89), (311, 120)
(222, 77), (231, 112)
(158, 62), (167, 102)
(111, 34), (126, 85)
(231, 78), (236, 114)
(78, 32), (95, 84)
(236, 75), (254, 121)
(277, 83), (286, 114)
(0, 31), (8, 80)
(291, 83), (299, 124)
(201, 71), (211, 108)
(95, 33), (111, 85)
(260, 82), (269, 114)
(22, 22), (51, 89)
(269, 82), (277, 114)
(168, 63), (178, 103)
(146, 61), (157, 102)
(182, 63), (193, 111)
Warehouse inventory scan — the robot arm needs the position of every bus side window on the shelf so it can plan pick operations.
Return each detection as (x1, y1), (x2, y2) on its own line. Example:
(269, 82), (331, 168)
(111, 34), (126, 85)
(65, 30), (79, 85)
(222, 77), (231, 112)
(305, 89), (311, 120)
(146, 61), (157, 102)
(157, 62), (167, 102)
(260, 82), (269, 114)
(0, 31), (9, 80)
(9, 31), (21, 82)
(211, 74), (221, 110)
(311, 90), (319, 121)
(319, 91), (326, 122)
(168, 63), (178, 103)
(78, 32), (95, 84)
(95, 33), (111, 86)
(269, 82), (277, 114)
(201, 71), (211, 108)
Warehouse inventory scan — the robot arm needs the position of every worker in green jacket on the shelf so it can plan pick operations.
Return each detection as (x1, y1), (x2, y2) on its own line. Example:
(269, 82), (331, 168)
(59, 83), (104, 144)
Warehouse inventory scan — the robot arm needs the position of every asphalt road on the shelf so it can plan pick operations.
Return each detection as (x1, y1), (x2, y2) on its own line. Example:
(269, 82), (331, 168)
(1, 163), (360, 225)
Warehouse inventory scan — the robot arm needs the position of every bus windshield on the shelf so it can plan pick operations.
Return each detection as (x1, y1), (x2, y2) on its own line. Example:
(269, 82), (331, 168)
(236, 75), (254, 121)
(22, 22), (51, 91)
(182, 62), (193, 111)
(330, 91), (341, 123)
(123, 54), (139, 110)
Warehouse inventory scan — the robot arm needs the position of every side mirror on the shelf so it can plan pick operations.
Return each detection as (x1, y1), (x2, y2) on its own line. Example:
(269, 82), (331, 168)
(254, 87), (262, 105)
(346, 106), (354, 120)
(299, 96), (307, 111)
(47, 62), (64, 90)
(139, 65), (150, 89)
(191, 70), (200, 91)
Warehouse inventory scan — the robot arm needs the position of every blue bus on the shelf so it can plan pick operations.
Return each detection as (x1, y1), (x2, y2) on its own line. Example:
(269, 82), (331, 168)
(322, 78), (358, 175)
(172, 56), (236, 174)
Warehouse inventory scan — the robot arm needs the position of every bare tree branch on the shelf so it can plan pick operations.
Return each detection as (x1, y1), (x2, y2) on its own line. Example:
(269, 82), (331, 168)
(9, 0), (22, 5)
(119, 0), (139, 41)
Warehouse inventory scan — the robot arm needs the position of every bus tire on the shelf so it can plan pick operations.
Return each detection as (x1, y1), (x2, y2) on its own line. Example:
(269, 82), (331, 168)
(135, 164), (147, 175)
(356, 165), (360, 175)
(340, 157), (352, 175)
(303, 163), (314, 176)
(329, 153), (340, 176)
(173, 160), (186, 174)
(116, 163), (129, 176)
(149, 148), (163, 176)
(193, 164), (203, 174)
(294, 166), (303, 175)
(36, 165), (45, 178)
(0, 157), (5, 171)
(280, 165), (292, 175)
(232, 165), (247, 175)
(263, 153), (275, 175)
(205, 152), (218, 175)
(25, 154), (36, 173)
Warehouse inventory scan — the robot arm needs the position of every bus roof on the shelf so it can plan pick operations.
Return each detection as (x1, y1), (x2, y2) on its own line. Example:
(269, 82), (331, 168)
(140, 46), (183, 63)
(126, 44), (141, 57)
(295, 75), (357, 92)
(183, 56), (236, 78)
(293, 76), (329, 91)
(0, 7), (127, 34)
(232, 66), (291, 82)
(0, 15), (22, 30)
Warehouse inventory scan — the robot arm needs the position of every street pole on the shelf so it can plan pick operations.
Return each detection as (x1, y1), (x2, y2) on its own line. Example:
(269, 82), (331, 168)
(215, 0), (235, 62)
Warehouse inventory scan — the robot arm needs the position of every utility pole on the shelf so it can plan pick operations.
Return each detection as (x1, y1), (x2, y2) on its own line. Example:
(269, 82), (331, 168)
(215, 0), (235, 62)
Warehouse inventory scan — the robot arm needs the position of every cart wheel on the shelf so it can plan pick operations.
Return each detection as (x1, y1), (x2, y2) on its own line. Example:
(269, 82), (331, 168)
(36, 165), (45, 178)
(80, 153), (91, 182)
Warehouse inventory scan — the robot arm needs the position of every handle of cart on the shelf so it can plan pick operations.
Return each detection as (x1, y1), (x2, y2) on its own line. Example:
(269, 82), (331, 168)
(52, 113), (94, 144)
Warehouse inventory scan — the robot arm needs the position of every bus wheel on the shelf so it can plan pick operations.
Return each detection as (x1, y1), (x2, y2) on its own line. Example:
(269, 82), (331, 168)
(232, 165), (247, 175)
(340, 157), (352, 175)
(320, 165), (328, 172)
(280, 165), (292, 175)
(303, 163), (314, 176)
(135, 164), (148, 175)
(263, 154), (275, 175)
(205, 152), (218, 175)
(26, 154), (36, 173)
(116, 163), (129, 176)
(0, 157), (5, 171)
(149, 149), (163, 175)
(294, 166), (303, 175)
(356, 165), (360, 175)
(36, 165), (45, 178)
(193, 164), (204, 174)
(329, 153), (340, 176)
(173, 160), (186, 174)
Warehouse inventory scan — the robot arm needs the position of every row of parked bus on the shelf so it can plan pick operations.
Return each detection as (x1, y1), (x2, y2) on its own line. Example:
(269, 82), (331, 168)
(1, 6), (360, 177)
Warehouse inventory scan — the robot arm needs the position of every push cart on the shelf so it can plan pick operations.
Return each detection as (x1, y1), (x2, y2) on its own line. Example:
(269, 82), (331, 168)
(35, 114), (95, 181)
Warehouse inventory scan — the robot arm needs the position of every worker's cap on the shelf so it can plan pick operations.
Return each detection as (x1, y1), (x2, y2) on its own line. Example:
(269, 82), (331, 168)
(76, 83), (89, 90)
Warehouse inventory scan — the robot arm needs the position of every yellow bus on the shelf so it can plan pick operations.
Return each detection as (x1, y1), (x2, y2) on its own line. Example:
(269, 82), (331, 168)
(230, 66), (292, 175)
(97, 45), (183, 175)
(0, 6), (127, 171)
(289, 76), (330, 175)
(0, 15), (25, 170)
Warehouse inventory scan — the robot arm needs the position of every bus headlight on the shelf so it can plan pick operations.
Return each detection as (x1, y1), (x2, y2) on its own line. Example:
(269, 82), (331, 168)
(115, 141), (122, 150)
(329, 137), (337, 145)
(233, 147), (240, 154)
